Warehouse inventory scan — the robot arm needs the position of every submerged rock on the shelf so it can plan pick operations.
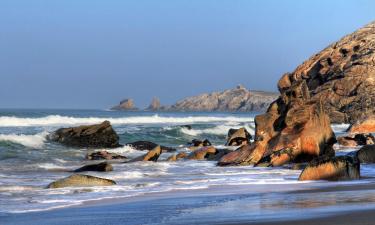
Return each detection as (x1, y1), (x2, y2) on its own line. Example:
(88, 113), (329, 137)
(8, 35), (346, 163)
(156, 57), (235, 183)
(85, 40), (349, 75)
(74, 162), (113, 172)
(226, 128), (252, 146)
(337, 133), (375, 147)
(47, 174), (116, 188)
(356, 145), (375, 163)
(48, 121), (120, 148)
(298, 156), (360, 181)
(126, 141), (175, 152)
(129, 146), (162, 162)
(167, 152), (188, 161)
(86, 150), (127, 160)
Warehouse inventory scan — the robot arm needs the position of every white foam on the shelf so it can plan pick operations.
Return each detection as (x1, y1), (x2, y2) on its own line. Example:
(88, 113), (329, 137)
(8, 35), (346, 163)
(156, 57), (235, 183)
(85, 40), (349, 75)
(0, 115), (254, 127)
(331, 123), (350, 133)
(37, 163), (67, 170)
(180, 124), (255, 136)
(0, 131), (48, 148)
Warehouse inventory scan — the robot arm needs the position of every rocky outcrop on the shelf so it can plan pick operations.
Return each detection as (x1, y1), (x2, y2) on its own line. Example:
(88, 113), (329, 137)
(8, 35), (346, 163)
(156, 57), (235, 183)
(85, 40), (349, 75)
(74, 162), (113, 172)
(129, 146), (162, 162)
(337, 133), (375, 147)
(47, 174), (116, 188)
(226, 128), (252, 146)
(356, 145), (375, 163)
(218, 81), (336, 167)
(111, 98), (137, 111)
(48, 121), (121, 148)
(146, 97), (161, 111)
(126, 141), (175, 152)
(298, 155), (360, 181)
(347, 116), (375, 134)
(86, 151), (127, 160)
(169, 85), (278, 112)
(277, 21), (375, 123)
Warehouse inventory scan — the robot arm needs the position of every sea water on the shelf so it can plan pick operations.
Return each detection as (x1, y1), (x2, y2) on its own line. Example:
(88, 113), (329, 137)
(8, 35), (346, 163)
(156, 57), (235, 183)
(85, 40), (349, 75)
(0, 109), (374, 215)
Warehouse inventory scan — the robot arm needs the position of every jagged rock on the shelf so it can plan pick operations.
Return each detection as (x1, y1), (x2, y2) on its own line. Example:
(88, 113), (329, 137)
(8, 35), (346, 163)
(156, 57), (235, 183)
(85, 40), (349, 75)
(48, 121), (121, 148)
(111, 98), (137, 111)
(47, 174), (116, 188)
(126, 141), (175, 152)
(187, 146), (217, 160)
(226, 128), (252, 146)
(337, 133), (375, 147)
(356, 145), (375, 163)
(189, 139), (212, 147)
(219, 80), (336, 167)
(298, 155), (360, 181)
(129, 146), (162, 162)
(276, 21), (375, 123)
(74, 162), (113, 172)
(146, 97), (161, 111)
(347, 116), (375, 134)
(167, 152), (188, 161)
(218, 144), (256, 166)
(169, 85), (278, 112)
(86, 150), (127, 160)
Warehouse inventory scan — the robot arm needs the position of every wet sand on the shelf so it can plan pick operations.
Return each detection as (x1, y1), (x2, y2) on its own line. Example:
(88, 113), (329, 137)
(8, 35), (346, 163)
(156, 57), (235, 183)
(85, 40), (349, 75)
(3, 182), (375, 225)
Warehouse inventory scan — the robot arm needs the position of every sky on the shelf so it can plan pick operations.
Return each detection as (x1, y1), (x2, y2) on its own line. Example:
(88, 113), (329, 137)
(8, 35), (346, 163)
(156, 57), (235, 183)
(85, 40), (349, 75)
(0, 0), (374, 109)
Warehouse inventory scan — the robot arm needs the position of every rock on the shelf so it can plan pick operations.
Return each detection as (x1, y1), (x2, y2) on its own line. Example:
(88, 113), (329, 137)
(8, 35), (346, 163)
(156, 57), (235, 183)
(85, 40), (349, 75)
(146, 97), (161, 111)
(86, 150), (127, 160)
(74, 162), (113, 172)
(111, 98), (138, 111)
(48, 121), (121, 148)
(219, 80), (337, 167)
(337, 133), (375, 147)
(167, 152), (188, 161)
(168, 85), (278, 112)
(274, 21), (375, 123)
(226, 128), (252, 146)
(126, 141), (175, 152)
(356, 145), (375, 163)
(47, 174), (116, 188)
(298, 155), (360, 181)
(189, 139), (212, 147)
(129, 146), (162, 162)
(347, 116), (375, 134)
(187, 146), (217, 160)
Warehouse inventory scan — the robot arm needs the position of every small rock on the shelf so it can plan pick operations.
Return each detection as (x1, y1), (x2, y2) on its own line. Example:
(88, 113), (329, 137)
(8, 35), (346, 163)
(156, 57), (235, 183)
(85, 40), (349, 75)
(167, 152), (188, 161)
(337, 133), (375, 147)
(187, 146), (217, 160)
(226, 128), (252, 146)
(189, 139), (212, 147)
(126, 141), (175, 152)
(86, 150), (127, 160)
(47, 174), (116, 188)
(356, 145), (375, 163)
(129, 146), (162, 162)
(74, 162), (113, 172)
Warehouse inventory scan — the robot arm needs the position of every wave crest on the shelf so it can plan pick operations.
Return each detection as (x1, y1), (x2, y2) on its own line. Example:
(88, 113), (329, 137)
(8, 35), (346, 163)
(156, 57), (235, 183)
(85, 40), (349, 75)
(0, 132), (48, 148)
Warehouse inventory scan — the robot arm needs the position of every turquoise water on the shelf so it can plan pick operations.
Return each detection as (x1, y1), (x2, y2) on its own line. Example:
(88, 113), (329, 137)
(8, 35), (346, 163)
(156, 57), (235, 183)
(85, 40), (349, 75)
(1, 109), (375, 218)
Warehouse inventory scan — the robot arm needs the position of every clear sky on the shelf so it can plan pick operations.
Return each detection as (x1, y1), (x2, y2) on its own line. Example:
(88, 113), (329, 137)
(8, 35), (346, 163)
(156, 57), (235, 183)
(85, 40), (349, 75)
(0, 0), (374, 109)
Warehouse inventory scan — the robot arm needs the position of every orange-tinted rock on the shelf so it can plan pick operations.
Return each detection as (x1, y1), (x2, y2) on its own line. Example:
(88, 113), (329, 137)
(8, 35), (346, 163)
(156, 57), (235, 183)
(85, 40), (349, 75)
(167, 152), (188, 161)
(187, 146), (217, 160)
(347, 117), (375, 134)
(129, 146), (162, 162)
(218, 144), (256, 166)
(298, 156), (360, 181)
(337, 133), (375, 147)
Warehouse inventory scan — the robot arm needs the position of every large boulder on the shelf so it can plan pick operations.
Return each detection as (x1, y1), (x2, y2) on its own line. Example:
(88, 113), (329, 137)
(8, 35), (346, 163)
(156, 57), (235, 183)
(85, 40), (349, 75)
(226, 128), (252, 146)
(276, 21), (375, 124)
(337, 133), (375, 147)
(129, 145), (162, 162)
(48, 121), (120, 148)
(298, 156), (360, 181)
(86, 150), (127, 160)
(74, 162), (113, 172)
(347, 116), (375, 134)
(126, 141), (175, 152)
(47, 174), (116, 188)
(356, 145), (375, 163)
(219, 81), (336, 167)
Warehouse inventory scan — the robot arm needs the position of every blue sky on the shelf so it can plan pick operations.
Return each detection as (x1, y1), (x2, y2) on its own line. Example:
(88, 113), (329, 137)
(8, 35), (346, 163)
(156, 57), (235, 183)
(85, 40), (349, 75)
(0, 0), (374, 109)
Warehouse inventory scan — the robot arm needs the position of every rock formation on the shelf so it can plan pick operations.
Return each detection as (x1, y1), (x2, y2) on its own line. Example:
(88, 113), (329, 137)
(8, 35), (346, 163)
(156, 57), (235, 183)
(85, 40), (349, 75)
(146, 97), (161, 111)
(47, 174), (116, 188)
(277, 21), (375, 123)
(111, 98), (137, 111)
(225, 128), (252, 146)
(48, 121), (121, 148)
(169, 85), (278, 112)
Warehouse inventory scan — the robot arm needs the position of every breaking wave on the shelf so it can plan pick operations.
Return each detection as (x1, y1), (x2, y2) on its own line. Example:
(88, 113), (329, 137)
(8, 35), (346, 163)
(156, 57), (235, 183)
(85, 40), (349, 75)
(0, 131), (48, 148)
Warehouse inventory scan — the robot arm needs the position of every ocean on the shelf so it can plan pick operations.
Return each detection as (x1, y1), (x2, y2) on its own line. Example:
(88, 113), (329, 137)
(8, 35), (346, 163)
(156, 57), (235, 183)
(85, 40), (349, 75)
(1, 109), (375, 224)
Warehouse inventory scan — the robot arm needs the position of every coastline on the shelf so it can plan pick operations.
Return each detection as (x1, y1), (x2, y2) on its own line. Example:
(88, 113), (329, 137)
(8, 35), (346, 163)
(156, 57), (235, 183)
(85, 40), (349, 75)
(3, 179), (375, 225)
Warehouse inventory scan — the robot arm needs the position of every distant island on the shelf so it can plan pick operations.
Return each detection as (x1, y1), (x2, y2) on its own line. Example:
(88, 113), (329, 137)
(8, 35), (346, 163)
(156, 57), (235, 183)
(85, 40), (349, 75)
(110, 85), (279, 112)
